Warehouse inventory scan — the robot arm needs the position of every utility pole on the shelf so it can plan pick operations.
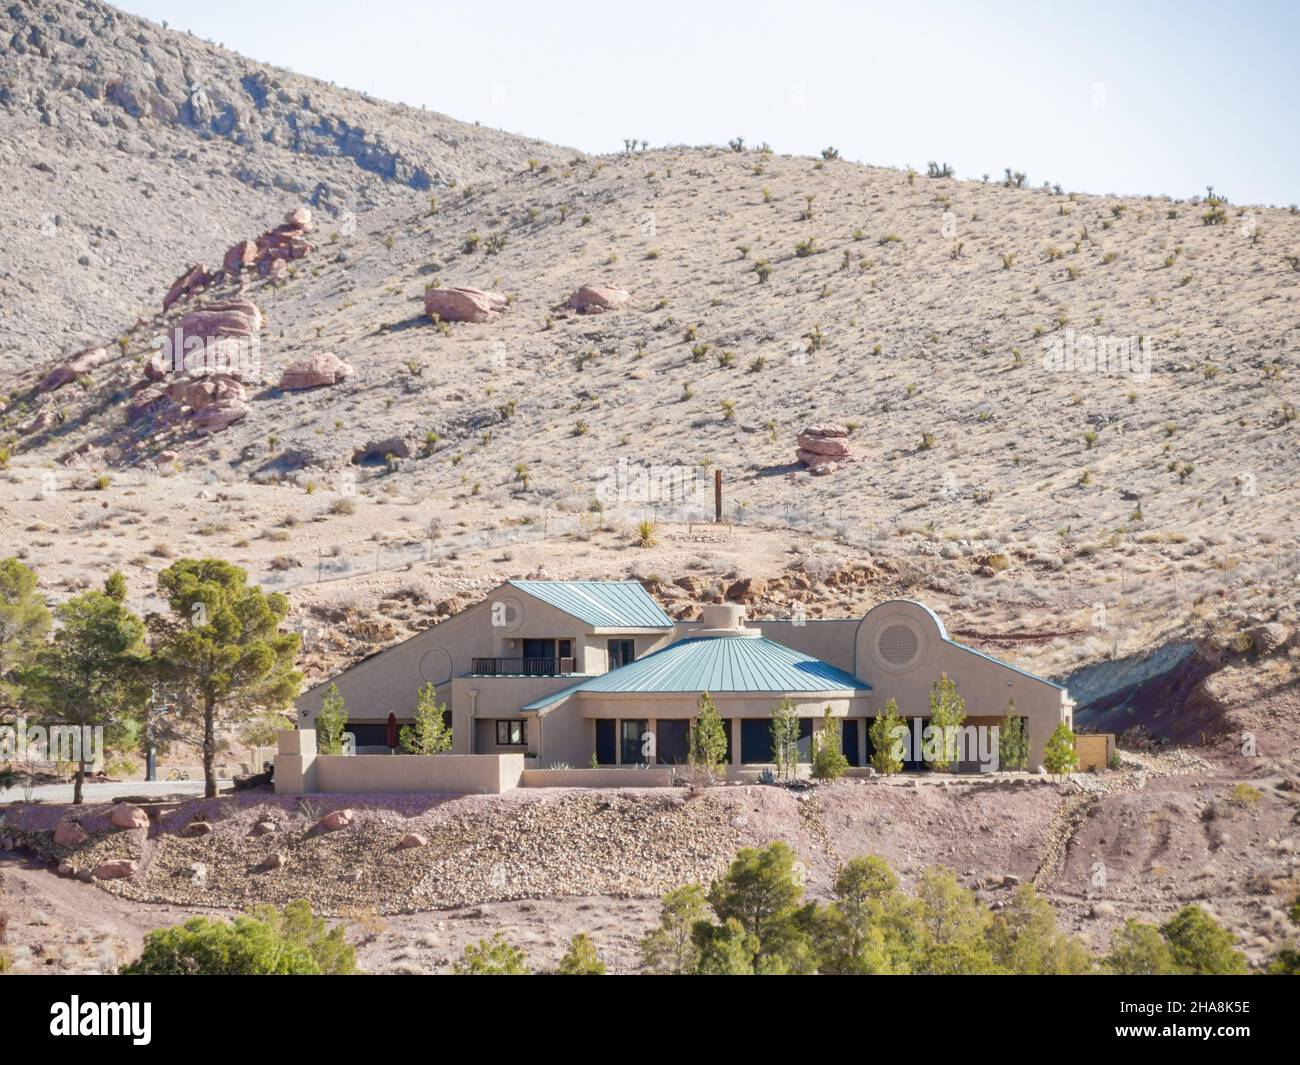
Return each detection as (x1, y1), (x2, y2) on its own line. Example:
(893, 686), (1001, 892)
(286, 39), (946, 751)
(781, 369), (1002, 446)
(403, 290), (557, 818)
(714, 468), (722, 523)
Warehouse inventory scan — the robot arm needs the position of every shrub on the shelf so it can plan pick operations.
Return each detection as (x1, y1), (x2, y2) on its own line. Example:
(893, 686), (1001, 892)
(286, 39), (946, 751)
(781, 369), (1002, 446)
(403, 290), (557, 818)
(557, 933), (606, 975)
(454, 933), (529, 975)
(688, 691), (729, 783)
(399, 682), (452, 754)
(1160, 906), (1247, 975)
(123, 901), (356, 975)
(1042, 722), (1078, 777)
(811, 706), (850, 782)
(639, 883), (708, 974)
(869, 699), (905, 774)
(315, 683), (349, 755)
(635, 519), (657, 547)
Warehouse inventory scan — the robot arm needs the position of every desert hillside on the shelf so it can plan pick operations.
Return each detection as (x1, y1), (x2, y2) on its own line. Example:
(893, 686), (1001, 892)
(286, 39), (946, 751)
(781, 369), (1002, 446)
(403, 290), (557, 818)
(1, 0), (1296, 717)
(0, 0), (568, 371)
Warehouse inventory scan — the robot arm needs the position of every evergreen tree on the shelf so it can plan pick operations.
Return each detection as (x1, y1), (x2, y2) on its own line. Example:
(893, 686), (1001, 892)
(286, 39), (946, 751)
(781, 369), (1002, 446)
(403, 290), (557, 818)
(986, 884), (1092, 974)
(869, 698), (906, 774)
(913, 866), (995, 974)
(769, 698), (800, 781)
(0, 557), (51, 705)
(453, 933), (529, 975)
(639, 883), (708, 974)
(315, 683), (349, 755)
(926, 673), (966, 772)
(1106, 919), (1176, 975)
(1160, 905), (1247, 975)
(399, 682), (452, 754)
(997, 698), (1028, 771)
(810, 705), (850, 782)
(21, 587), (149, 804)
(151, 559), (301, 798)
(688, 690), (728, 782)
(557, 933), (606, 975)
(1043, 721), (1079, 778)
(706, 841), (815, 972)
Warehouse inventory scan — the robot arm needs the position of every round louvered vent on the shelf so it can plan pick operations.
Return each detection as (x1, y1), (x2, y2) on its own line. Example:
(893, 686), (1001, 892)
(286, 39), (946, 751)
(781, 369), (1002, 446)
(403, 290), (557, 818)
(878, 624), (919, 666)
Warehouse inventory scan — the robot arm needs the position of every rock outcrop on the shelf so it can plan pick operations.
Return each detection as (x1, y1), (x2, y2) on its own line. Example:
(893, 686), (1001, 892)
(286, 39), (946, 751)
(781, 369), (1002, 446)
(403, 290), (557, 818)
(279, 352), (353, 390)
(566, 285), (630, 313)
(796, 424), (854, 475)
(162, 264), (213, 311)
(39, 346), (108, 392)
(424, 285), (508, 323)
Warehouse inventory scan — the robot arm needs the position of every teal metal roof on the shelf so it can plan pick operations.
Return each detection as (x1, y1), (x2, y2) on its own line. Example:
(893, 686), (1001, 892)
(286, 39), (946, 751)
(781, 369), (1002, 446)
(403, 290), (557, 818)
(508, 580), (672, 629)
(524, 635), (869, 710)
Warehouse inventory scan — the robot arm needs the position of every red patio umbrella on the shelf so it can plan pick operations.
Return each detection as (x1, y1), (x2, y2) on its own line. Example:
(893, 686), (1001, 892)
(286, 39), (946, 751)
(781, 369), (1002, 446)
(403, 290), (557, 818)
(386, 712), (398, 752)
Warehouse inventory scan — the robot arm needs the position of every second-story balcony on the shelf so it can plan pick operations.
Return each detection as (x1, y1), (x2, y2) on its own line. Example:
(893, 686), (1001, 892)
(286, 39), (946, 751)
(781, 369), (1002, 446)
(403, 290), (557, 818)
(470, 657), (576, 677)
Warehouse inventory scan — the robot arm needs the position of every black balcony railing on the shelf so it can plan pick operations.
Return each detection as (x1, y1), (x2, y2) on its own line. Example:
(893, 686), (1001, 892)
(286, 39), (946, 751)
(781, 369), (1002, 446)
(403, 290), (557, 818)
(470, 657), (575, 677)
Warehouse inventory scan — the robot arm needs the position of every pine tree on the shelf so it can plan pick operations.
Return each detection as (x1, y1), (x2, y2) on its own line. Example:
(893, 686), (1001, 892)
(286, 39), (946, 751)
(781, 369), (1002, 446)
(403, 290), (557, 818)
(557, 932), (606, 974)
(0, 557), (51, 705)
(769, 698), (800, 781)
(997, 698), (1028, 771)
(926, 673), (966, 772)
(315, 683), (348, 755)
(810, 705), (849, 781)
(1042, 721), (1079, 778)
(639, 883), (708, 974)
(152, 559), (301, 799)
(688, 690), (728, 782)
(21, 587), (149, 804)
(399, 682), (452, 754)
(869, 698), (905, 774)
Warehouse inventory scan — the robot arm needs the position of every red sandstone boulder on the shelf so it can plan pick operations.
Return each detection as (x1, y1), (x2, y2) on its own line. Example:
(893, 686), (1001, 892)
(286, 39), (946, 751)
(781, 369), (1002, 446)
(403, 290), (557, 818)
(179, 306), (261, 341)
(162, 264), (212, 311)
(796, 433), (851, 457)
(286, 206), (314, 231)
(191, 399), (250, 432)
(397, 833), (428, 849)
(166, 376), (245, 412)
(109, 803), (148, 830)
(279, 352), (353, 390)
(92, 859), (137, 880)
(53, 820), (88, 847)
(223, 239), (258, 278)
(40, 346), (108, 392)
(567, 285), (629, 313)
(796, 424), (855, 475)
(424, 285), (507, 323)
(315, 809), (354, 833)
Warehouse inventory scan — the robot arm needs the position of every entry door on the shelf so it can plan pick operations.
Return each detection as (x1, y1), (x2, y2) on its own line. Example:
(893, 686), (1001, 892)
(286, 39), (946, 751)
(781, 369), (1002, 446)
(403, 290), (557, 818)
(594, 719), (616, 765)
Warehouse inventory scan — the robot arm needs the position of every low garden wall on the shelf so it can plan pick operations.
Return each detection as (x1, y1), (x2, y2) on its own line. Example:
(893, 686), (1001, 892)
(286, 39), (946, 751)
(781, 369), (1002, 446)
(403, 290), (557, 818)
(520, 767), (676, 789)
(273, 730), (523, 795)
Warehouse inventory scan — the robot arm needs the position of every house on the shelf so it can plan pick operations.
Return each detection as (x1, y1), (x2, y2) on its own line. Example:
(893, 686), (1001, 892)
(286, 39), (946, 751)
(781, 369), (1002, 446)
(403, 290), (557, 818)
(296, 580), (1073, 773)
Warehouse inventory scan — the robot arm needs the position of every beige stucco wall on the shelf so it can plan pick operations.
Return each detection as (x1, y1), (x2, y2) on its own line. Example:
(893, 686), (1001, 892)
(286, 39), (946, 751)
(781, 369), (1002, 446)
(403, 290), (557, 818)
(521, 767), (675, 788)
(314, 752), (524, 794)
(851, 600), (1070, 767)
(274, 730), (524, 794)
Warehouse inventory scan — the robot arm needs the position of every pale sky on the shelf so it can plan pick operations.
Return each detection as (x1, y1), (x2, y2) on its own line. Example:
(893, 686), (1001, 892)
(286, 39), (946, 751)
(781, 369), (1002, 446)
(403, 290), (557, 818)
(120, 0), (1300, 206)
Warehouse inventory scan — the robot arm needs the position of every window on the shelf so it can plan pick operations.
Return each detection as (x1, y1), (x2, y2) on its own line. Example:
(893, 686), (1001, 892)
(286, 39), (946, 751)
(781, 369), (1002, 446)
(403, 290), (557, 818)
(621, 719), (647, 764)
(607, 639), (636, 669)
(496, 720), (527, 746)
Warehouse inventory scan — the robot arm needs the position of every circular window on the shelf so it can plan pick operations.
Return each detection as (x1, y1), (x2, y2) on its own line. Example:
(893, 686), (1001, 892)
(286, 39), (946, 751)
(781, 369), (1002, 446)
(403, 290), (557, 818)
(878, 624), (919, 667)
